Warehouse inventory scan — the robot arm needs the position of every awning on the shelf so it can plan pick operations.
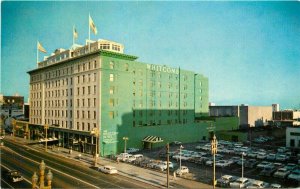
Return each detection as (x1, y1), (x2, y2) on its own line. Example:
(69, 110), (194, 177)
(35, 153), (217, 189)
(39, 138), (59, 142)
(142, 136), (163, 143)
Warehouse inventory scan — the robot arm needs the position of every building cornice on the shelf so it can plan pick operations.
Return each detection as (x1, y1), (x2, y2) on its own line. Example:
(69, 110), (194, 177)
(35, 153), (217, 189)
(27, 50), (138, 74)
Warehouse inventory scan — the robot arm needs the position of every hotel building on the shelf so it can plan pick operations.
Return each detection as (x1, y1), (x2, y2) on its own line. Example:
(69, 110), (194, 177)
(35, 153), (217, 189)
(28, 39), (210, 155)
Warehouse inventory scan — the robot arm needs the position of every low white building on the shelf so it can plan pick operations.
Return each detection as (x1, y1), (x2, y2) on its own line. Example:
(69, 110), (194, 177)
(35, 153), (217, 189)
(286, 127), (300, 149)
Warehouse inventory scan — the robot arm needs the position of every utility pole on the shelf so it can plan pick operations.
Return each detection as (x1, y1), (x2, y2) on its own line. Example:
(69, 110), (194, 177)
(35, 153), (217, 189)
(166, 143), (169, 188)
(211, 135), (218, 189)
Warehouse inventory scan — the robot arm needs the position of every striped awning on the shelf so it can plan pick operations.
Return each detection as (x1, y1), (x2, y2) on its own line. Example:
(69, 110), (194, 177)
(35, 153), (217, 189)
(142, 136), (163, 143)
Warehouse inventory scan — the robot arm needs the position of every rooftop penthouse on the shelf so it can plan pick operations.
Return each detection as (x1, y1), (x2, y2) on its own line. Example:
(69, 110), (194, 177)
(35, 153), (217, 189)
(37, 39), (124, 69)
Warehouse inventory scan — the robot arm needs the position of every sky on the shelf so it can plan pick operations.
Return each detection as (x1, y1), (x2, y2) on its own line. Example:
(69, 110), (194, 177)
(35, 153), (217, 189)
(1, 1), (300, 109)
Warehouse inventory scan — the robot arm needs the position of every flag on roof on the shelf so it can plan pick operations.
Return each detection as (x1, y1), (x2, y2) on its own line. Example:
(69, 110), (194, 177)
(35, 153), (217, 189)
(89, 15), (98, 35)
(37, 41), (47, 53)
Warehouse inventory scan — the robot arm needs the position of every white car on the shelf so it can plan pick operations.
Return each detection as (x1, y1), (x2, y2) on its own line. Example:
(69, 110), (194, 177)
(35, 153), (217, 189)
(246, 180), (269, 188)
(98, 165), (118, 174)
(257, 152), (267, 160)
(175, 166), (189, 175)
(216, 175), (237, 187)
(230, 177), (251, 188)
(155, 161), (174, 171)
(273, 168), (290, 179)
(216, 160), (233, 167)
(287, 169), (300, 182)
(270, 183), (281, 188)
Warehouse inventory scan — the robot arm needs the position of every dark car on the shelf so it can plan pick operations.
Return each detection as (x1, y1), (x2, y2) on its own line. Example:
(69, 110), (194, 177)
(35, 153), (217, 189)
(6, 170), (24, 182)
(259, 165), (277, 176)
(245, 159), (258, 168)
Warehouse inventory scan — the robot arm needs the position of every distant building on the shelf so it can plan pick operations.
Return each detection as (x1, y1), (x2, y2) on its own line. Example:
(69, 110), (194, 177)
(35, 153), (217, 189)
(273, 110), (300, 127)
(272, 104), (280, 112)
(0, 94), (24, 117)
(209, 105), (239, 117)
(210, 104), (273, 128)
(239, 105), (273, 128)
(286, 127), (300, 149)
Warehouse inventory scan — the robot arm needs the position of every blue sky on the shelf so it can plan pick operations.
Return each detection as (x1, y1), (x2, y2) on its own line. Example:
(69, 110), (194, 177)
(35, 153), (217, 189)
(1, 1), (300, 109)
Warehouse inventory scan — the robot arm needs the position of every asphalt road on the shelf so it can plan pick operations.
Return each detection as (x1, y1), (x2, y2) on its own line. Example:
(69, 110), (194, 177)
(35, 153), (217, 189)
(1, 140), (158, 189)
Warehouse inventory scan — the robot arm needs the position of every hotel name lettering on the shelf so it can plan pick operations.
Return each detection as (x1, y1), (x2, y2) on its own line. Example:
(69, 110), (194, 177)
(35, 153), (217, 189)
(147, 64), (179, 74)
(103, 130), (118, 144)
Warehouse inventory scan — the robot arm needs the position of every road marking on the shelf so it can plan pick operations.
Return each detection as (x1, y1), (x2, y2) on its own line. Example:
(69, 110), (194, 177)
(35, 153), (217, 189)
(1, 164), (32, 184)
(1, 148), (100, 189)
(1, 178), (14, 189)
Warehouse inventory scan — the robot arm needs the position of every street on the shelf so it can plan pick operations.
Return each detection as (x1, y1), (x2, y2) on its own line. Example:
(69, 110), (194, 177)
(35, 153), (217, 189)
(1, 139), (159, 189)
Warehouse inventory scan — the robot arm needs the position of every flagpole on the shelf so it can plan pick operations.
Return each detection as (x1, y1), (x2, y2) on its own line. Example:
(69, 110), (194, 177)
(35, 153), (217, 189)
(36, 41), (39, 67)
(89, 13), (91, 52)
(73, 25), (75, 46)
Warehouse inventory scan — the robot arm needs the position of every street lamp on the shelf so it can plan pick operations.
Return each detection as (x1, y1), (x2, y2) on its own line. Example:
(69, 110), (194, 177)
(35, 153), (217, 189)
(211, 135), (218, 189)
(123, 137), (129, 153)
(32, 160), (53, 189)
(44, 124), (49, 152)
(179, 145), (184, 170)
(241, 152), (245, 179)
(90, 128), (100, 167)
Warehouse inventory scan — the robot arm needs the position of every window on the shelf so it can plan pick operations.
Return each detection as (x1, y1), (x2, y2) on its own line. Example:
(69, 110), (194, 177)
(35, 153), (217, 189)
(88, 86), (91, 94)
(94, 60), (97, 68)
(82, 111), (84, 118)
(109, 111), (114, 119)
(125, 63), (129, 71)
(82, 87), (85, 95)
(109, 74), (114, 82)
(110, 62), (114, 69)
(290, 139), (295, 147)
(110, 86), (115, 94)
(109, 99), (114, 107)
(94, 111), (96, 119)
(94, 98), (96, 107)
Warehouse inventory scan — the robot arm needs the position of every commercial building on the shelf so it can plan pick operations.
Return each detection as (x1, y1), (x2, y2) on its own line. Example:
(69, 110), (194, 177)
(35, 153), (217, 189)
(209, 104), (273, 128)
(0, 94), (24, 118)
(27, 39), (211, 155)
(286, 127), (300, 149)
(272, 110), (300, 127)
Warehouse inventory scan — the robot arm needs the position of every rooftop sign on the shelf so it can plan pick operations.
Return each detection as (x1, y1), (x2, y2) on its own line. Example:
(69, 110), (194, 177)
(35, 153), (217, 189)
(147, 64), (179, 74)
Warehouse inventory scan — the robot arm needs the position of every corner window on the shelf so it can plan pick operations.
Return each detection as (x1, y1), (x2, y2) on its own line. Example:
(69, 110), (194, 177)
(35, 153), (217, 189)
(109, 74), (114, 82)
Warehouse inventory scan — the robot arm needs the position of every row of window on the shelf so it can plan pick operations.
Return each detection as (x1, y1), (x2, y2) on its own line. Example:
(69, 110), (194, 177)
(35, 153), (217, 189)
(132, 100), (189, 108)
(132, 118), (189, 127)
(133, 110), (189, 117)
(77, 60), (98, 73)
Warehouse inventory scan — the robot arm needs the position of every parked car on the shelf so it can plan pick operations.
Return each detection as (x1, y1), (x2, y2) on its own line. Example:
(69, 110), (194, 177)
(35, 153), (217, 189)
(276, 154), (289, 162)
(5, 170), (24, 182)
(266, 153), (276, 161)
(270, 183), (282, 188)
(257, 161), (271, 169)
(277, 147), (288, 153)
(287, 169), (300, 182)
(97, 165), (118, 174)
(257, 152), (267, 160)
(273, 168), (291, 179)
(126, 148), (140, 153)
(171, 141), (182, 145)
(216, 175), (237, 187)
(283, 163), (297, 171)
(245, 159), (258, 168)
(125, 155), (136, 163)
(230, 177), (251, 188)
(175, 166), (189, 175)
(155, 161), (174, 171)
(246, 180), (269, 188)
(247, 152), (258, 158)
(259, 165), (277, 176)
(216, 160), (233, 168)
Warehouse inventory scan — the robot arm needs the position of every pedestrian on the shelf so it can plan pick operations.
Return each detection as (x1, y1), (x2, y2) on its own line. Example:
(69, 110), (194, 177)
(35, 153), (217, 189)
(116, 157), (120, 164)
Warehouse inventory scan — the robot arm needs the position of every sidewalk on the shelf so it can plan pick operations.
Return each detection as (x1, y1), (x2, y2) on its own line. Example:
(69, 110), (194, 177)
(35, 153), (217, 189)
(4, 136), (215, 188)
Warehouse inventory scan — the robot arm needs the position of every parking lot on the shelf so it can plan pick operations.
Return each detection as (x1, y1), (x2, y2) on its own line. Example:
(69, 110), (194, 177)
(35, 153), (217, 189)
(117, 139), (300, 188)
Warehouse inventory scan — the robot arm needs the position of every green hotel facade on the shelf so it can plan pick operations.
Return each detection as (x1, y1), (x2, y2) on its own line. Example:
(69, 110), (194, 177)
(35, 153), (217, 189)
(28, 39), (214, 156)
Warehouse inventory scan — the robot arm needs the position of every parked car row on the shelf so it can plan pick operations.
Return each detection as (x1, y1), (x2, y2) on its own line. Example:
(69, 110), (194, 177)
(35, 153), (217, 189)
(217, 174), (281, 188)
